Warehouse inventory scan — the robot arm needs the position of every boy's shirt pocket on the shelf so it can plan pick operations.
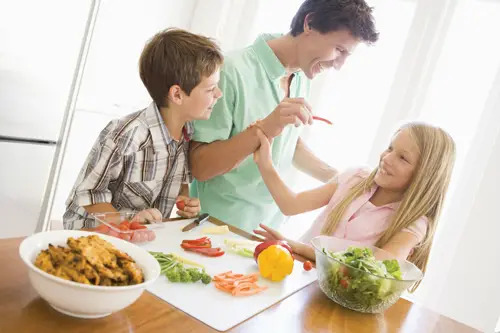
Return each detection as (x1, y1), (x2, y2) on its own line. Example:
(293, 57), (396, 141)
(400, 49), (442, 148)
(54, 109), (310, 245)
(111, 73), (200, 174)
(122, 148), (169, 183)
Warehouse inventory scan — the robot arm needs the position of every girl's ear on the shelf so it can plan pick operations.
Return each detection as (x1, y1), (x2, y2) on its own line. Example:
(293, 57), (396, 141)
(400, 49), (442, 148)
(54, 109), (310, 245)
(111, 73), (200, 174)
(167, 84), (184, 106)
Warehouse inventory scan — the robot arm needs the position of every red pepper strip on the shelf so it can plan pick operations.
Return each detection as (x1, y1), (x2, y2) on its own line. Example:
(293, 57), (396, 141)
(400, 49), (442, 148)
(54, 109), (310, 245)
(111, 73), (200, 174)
(181, 237), (211, 248)
(183, 247), (225, 257)
(180, 242), (211, 249)
(312, 116), (333, 125)
(182, 237), (211, 246)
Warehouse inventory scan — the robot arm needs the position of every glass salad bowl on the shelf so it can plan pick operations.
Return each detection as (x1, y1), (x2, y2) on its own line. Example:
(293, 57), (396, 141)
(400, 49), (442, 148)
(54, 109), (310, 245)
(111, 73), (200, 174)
(311, 235), (423, 313)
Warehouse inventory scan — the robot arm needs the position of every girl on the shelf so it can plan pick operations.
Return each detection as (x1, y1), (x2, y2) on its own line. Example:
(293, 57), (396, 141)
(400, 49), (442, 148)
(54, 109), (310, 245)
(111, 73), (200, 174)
(253, 122), (455, 289)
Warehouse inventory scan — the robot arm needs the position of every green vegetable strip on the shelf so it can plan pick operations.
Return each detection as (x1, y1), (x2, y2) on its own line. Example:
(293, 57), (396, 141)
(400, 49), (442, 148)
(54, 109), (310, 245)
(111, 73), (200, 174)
(150, 251), (212, 284)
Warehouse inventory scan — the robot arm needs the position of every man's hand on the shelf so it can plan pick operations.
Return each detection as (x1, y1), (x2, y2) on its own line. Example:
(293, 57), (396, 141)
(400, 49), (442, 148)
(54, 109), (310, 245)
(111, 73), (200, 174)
(175, 196), (201, 218)
(260, 97), (313, 138)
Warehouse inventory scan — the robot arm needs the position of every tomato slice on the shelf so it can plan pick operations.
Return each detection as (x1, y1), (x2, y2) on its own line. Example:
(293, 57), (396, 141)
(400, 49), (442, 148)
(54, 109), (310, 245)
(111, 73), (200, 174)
(94, 224), (110, 233)
(129, 221), (147, 230)
(340, 279), (349, 289)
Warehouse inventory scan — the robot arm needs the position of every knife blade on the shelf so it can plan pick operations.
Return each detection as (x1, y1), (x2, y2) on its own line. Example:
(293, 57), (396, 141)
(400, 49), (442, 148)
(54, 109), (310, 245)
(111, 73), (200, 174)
(181, 213), (210, 232)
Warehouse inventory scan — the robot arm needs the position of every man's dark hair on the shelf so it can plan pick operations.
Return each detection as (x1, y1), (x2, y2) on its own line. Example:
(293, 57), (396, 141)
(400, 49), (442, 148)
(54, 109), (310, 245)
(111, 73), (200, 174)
(290, 0), (379, 43)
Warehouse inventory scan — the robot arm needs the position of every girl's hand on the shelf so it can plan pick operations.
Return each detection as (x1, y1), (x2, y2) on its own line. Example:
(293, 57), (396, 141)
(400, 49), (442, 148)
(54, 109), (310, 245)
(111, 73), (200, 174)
(253, 223), (285, 242)
(253, 129), (272, 167)
(175, 196), (201, 218)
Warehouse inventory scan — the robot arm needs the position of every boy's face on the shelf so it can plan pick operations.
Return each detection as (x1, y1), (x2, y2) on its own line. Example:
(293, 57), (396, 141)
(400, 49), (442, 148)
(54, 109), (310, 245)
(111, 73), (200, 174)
(182, 69), (222, 121)
(297, 28), (359, 79)
(374, 129), (420, 193)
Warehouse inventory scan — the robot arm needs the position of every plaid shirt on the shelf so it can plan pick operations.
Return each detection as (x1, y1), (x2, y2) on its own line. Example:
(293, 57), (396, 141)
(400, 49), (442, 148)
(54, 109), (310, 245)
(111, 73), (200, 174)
(63, 102), (193, 229)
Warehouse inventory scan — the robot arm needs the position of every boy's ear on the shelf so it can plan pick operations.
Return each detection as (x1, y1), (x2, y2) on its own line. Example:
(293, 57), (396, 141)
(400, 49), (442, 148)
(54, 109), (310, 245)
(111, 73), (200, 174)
(167, 84), (184, 106)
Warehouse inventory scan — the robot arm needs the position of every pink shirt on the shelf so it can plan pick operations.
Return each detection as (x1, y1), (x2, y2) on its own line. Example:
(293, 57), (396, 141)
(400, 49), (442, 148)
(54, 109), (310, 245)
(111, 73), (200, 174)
(300, 168), (428, 246)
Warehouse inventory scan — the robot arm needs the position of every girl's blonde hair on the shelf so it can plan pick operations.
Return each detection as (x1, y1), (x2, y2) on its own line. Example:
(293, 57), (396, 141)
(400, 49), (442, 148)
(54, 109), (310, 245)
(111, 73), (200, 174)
(320, 122), (456, 291)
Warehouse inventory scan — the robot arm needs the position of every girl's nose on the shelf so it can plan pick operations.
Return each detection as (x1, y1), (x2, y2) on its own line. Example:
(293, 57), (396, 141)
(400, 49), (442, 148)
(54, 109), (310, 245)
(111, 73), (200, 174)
(382, 152), (394, 165)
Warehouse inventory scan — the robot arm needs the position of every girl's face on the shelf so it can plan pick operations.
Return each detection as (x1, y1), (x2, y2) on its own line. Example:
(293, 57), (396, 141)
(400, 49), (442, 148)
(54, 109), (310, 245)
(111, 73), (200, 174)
(374, 129), (420, 192)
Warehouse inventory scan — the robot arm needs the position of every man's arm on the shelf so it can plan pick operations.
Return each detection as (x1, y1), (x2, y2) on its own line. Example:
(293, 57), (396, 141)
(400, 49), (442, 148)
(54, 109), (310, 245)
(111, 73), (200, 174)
(293, 137), (337, 183)
(190, 126), (261, 181)
(191, 98), (313, 182)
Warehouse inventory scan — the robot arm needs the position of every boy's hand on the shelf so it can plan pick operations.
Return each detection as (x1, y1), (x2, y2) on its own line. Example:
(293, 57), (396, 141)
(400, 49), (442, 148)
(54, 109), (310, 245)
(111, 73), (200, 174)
(253, 129), (273, 167)
(175, 196), (201, 218)
(132, 208), (163, 223)
(253, 223), (285, 242)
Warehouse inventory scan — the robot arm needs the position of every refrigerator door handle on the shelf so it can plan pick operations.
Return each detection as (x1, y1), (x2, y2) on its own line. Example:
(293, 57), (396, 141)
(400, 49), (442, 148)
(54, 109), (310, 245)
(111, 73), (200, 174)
(0, 135), (57, 146)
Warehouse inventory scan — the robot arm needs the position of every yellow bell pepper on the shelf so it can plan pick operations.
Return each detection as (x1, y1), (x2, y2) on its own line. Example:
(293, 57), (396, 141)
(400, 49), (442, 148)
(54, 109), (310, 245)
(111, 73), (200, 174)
(257, 245), (294, 281)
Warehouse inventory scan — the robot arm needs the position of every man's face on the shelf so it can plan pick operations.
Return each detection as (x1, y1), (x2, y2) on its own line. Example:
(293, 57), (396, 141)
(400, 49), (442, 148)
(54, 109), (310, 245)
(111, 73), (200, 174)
(298, 28), (359, 79)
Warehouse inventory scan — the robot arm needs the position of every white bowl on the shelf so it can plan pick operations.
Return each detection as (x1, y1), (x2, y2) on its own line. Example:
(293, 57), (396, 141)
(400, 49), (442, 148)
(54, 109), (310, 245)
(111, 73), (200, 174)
(19, 230), (161, 318)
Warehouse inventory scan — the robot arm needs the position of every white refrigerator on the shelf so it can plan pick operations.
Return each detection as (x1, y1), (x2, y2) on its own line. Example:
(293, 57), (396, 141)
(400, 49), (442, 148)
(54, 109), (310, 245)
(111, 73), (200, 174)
(0, 0), (96, 238)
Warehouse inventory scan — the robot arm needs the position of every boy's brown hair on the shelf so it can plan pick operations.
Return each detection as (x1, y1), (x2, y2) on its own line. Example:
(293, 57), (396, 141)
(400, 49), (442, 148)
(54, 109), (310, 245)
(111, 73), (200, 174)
(139, 28), (223, 107)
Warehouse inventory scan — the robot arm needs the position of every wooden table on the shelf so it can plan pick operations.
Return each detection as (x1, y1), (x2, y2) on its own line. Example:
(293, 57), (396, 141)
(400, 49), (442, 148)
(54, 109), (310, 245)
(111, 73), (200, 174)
(0, 221), (480, 333)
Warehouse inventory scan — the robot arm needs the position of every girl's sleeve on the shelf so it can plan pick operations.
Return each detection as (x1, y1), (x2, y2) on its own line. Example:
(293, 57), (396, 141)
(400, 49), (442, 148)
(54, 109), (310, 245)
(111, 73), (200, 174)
(402, 216), (428, 244)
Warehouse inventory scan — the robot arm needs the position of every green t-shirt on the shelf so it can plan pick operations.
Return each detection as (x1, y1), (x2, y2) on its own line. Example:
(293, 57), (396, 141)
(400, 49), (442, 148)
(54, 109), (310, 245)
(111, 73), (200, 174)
(191, 33), (310, 232)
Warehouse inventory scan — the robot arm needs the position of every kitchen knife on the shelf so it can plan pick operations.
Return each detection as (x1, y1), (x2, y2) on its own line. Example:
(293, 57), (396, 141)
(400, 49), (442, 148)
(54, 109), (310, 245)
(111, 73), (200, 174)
(181, 213), (210, 232)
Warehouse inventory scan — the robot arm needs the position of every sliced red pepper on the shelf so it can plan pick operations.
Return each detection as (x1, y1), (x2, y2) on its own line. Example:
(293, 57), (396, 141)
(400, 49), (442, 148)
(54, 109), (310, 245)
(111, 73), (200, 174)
(181, 242), (211, 249)
(182, 237), (210, 245)
(181, 237), (211, 248)
(183, 247), (225, 257)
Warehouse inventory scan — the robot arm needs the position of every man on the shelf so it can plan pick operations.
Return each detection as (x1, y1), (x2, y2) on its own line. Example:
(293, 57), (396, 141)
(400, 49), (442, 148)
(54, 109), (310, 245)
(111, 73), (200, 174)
(190, 0), (378, 232)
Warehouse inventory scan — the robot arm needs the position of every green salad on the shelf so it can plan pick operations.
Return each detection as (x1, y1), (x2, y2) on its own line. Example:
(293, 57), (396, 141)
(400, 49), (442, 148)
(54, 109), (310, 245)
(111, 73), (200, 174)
(320, 246), (403, 309)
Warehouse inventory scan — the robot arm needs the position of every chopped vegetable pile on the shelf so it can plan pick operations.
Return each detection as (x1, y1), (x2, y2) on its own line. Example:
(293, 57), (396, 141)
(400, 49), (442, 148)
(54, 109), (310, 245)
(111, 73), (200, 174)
(150, 251), (212, 284)
(213, 271), (267, 296)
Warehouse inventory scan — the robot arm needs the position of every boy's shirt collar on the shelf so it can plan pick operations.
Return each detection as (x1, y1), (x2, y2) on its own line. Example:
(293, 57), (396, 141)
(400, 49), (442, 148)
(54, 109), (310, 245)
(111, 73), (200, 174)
(144, 102), (193, 153)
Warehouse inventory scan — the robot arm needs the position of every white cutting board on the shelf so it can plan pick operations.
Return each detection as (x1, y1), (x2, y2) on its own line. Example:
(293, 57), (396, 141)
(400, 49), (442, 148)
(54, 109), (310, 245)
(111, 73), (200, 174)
(140, 219), (317, 331)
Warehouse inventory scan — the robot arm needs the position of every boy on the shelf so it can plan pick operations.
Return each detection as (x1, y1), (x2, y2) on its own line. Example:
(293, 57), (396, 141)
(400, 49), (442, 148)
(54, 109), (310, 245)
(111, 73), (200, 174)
(63, 28), (223, 229)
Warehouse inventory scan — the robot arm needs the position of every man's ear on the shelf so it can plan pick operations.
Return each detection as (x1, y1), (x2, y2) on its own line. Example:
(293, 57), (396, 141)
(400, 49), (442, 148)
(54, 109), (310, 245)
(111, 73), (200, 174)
(303, 13), (313, 34)
(167, 84), (184, 106)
